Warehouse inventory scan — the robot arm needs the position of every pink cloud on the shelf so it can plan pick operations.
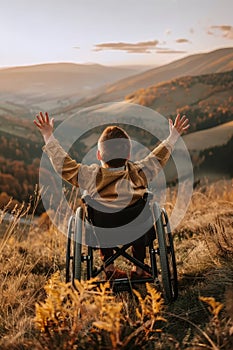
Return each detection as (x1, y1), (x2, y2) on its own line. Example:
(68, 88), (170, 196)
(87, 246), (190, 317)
(93, 40), (159, 54)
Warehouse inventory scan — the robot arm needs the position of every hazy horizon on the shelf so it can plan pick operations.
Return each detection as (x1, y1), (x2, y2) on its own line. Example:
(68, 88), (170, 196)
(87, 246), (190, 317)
(1, 0), (232, 68)
(1, 46), (232, 71)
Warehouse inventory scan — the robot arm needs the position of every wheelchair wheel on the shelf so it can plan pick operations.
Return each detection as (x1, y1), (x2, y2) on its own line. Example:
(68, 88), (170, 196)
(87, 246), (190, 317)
(161, 208), (178, 301)
(153, 202), (178, 303)
(65, 215), (75, 283)
(72, 207), (83, 282)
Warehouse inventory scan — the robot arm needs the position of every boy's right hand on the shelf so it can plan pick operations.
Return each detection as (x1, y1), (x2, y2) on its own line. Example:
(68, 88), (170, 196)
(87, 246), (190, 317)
(168, 114), (190, 145)
(34, 112), (55, 144)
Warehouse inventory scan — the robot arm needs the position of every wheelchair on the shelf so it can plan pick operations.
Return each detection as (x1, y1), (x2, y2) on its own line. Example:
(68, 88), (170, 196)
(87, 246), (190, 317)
(65, 192), (178, 303)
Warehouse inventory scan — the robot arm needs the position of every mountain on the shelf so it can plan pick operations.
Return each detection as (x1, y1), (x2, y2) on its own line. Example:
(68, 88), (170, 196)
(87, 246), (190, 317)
(49, 68), (233, 134)
(0, 63), (146, 110)
(75, 47), (233, 108)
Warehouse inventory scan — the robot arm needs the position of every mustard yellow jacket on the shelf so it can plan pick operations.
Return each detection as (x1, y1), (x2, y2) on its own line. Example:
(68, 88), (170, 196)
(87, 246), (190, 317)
(43, 138), (173, 208)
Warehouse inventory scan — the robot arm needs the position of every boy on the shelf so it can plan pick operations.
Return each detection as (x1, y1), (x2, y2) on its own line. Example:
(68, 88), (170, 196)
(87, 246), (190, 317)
(34, 112), (189, 279)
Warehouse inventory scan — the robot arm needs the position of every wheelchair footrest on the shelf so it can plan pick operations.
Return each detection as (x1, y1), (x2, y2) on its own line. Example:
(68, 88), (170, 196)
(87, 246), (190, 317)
(113, 277), (155, 292)
(94, 277), (155, 286)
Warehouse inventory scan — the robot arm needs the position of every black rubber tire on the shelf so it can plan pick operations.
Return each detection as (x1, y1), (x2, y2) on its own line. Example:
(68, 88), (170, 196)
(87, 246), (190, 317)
(73, 207), (83, 282)
(153, 202), (173, 303)
(65, 215), (75, 283)
(162, 208), (178, 301)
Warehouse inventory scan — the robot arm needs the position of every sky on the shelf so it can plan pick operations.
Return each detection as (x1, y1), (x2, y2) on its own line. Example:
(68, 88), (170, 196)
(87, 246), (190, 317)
(0, 0), (233, 68)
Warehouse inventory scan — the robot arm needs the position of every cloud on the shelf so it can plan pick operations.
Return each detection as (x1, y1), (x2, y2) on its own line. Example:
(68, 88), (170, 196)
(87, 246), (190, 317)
(93, 40), (187, 55)
(212, 25), (232, 31)
(156, 49), (187, 54)
(93, 40), (159, 54)
(176, 38), (191, 43)
(208, 25), (233, 39)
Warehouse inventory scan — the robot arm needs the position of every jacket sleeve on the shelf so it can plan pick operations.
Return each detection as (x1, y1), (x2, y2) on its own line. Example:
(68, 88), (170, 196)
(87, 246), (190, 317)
(135, 139), (174, 181)
(42, 138), (81, 187)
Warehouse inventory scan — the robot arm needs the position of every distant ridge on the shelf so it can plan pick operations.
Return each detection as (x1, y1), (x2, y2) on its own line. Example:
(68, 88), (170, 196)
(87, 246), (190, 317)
(0, 62), (144, 104)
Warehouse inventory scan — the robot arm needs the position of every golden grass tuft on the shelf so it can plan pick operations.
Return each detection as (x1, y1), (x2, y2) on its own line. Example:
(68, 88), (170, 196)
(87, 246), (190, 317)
(35, 272), (166, 349)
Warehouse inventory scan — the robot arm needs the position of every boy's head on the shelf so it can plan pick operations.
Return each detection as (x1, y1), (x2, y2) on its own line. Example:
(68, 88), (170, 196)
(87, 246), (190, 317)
(97, 126), (131, 168)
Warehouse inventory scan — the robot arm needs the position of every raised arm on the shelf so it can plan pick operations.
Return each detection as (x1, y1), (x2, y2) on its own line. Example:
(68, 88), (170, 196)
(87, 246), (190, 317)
(136, 114), (190, 180)
(151, 113), (190, 163)
(34, 112), (81, 187)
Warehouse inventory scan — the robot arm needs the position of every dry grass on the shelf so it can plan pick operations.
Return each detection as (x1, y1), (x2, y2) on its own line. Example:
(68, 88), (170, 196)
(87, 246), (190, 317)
(0, 197), (67, 349)
(0, 180), (233, 349)
(34, 273), (168, 350)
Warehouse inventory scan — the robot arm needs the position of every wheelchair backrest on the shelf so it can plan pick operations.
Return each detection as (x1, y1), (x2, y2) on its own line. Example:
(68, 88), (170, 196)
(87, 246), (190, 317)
(80, 192), (154, 247)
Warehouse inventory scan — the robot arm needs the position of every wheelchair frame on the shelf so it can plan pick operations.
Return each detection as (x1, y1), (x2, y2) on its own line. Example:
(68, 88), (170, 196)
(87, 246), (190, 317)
(66, 196), (178, 303)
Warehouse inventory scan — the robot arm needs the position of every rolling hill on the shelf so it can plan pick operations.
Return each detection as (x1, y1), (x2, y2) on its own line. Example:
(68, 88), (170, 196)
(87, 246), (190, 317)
(125, 69), (233, 131)
(179, 121), (233, 181)
(75, 47), (233, 108)
(182, 121), (233, 150)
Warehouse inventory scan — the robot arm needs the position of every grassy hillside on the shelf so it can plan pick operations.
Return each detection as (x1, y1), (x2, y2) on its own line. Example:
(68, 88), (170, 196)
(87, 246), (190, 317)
(125, 70), (233, 132)
(0, 181), (232, 349)
(75, 47), (233, 108)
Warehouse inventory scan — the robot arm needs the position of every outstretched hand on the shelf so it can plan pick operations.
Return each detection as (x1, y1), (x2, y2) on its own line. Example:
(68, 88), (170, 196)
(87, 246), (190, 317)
(34, 112), (54, 143)
(168, 114), (190, 143)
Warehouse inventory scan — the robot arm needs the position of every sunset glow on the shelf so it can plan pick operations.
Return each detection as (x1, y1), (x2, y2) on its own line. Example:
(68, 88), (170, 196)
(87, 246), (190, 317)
(1, 0), (233, 67)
